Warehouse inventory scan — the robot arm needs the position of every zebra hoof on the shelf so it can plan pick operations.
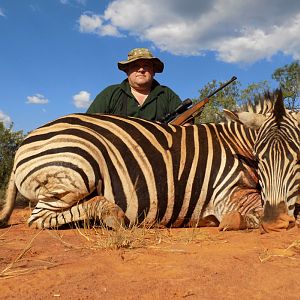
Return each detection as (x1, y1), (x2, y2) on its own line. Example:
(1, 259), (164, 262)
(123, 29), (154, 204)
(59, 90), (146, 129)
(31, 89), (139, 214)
(102, 207), (125, 230)
(218, 212), (247, 231)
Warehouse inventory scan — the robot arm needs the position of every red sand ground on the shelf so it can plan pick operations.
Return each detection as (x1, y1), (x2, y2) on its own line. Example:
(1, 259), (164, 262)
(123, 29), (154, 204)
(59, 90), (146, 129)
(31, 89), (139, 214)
(1, 208), (300, 300)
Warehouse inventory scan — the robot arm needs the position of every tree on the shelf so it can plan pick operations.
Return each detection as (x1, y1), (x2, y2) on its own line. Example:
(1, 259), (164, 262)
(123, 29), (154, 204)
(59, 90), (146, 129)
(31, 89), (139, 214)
(272, 61), (300, 110)
(0, 122), (25, 199)
(194, 79), (240, 123)
(239, 80), (271, 108)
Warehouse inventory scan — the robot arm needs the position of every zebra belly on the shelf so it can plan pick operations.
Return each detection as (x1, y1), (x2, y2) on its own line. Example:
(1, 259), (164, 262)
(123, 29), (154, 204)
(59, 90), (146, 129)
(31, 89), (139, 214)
(106, 176), (206, 227)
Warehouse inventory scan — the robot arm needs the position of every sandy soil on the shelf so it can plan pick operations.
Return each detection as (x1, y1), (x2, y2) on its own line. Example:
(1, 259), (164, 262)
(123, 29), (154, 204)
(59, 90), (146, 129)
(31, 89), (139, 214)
(0, 208), (300, 300)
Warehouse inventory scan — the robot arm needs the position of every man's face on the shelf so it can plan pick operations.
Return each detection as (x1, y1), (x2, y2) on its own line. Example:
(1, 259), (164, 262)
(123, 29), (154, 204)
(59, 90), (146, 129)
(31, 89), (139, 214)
(127, 59), (154, 89)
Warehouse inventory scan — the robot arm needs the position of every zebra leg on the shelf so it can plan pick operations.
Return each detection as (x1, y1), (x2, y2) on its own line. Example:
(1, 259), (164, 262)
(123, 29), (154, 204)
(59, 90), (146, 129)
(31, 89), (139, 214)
(28, 196), (125, 229)
(218, 212), (247, 231)
(218, 210), (261, 231)
(219, 188), (262, 231)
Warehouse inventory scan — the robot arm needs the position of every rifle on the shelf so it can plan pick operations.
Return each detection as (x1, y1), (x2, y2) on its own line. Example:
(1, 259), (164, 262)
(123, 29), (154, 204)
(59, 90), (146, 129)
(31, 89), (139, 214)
(169, 76), (237, 126)
(160, 98), (193, 123)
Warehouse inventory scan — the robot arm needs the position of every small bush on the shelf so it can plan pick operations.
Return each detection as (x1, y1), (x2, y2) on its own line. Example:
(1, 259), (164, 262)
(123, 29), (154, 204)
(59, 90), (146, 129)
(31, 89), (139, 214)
(0, 122), (25, 202)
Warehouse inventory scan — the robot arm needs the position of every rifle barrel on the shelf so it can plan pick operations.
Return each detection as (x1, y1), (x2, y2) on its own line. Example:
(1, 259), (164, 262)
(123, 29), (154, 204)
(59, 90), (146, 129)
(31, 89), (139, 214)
(169, 76), (237, 126)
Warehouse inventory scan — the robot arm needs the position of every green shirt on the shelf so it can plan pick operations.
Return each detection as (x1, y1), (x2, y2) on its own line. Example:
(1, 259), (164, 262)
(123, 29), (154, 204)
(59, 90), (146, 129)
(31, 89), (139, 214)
(86, 79), (182, 121)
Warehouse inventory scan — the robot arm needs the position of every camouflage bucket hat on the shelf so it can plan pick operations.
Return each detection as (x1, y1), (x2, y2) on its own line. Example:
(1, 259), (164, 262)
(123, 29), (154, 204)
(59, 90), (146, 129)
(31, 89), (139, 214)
(118, 48), (164, 73)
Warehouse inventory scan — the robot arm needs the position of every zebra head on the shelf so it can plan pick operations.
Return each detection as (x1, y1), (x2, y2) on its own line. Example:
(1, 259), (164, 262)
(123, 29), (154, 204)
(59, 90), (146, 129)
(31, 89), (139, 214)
(225, 90), (300, 233)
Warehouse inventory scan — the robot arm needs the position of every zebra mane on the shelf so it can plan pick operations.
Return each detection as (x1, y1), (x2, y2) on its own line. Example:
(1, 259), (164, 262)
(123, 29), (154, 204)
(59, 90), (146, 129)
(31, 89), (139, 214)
(273, 89), (285, 126)
(240, 90), (276, 115)
(238, 89), (286, 128)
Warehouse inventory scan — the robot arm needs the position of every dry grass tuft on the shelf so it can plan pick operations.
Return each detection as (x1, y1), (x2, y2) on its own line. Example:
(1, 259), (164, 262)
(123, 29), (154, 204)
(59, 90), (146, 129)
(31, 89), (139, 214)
(71, 222), (225, 251)
(259, 239), (300, 262)
(0, 226), (12, 241)
(75, 222), (159, 250)
(0, 231), (43, 279)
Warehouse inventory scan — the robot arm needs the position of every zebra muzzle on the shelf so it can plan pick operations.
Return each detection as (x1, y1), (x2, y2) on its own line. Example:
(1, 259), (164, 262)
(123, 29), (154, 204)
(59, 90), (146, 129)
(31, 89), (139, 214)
(260, 213), (295, 233)
(260, 201), (295, 233)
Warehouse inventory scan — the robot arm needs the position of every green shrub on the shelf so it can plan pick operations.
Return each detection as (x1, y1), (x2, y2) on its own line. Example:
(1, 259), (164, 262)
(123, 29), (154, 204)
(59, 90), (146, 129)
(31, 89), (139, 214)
(0, 122), (25, 201)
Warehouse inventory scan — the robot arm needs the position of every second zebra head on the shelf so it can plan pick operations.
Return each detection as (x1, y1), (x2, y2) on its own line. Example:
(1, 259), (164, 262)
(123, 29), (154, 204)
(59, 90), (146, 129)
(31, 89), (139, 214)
(225, 89), (300, 233)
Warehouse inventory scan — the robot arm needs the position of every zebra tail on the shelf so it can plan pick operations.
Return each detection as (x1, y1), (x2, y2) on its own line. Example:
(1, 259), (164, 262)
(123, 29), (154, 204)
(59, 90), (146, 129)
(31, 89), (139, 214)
(0, 171), (17, 227)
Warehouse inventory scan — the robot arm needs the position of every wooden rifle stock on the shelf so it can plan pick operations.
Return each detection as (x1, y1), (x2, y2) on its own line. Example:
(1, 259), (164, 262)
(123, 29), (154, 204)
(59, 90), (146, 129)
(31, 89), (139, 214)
(169, 76), (237, 126)
(170, 98), (209, 125)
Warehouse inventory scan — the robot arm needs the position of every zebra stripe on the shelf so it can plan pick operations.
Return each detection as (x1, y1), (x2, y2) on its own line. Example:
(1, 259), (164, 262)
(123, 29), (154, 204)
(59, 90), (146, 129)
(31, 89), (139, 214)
(1, 113), (263, 229)
(255, 112), (300, 209)
(225, 90), (300, 232)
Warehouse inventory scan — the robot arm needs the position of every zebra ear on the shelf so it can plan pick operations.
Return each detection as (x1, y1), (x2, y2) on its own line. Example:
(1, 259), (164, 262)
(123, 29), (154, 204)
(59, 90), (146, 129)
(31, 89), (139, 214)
(223, 109), (243, 124)
(223, 109), (266, 129)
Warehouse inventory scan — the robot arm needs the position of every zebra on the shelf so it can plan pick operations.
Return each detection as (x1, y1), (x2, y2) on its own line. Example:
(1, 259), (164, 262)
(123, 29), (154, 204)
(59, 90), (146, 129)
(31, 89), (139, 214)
(0, 107), (263, 230)
(0, 89), (299, 229)
(224, 89), (300, 232)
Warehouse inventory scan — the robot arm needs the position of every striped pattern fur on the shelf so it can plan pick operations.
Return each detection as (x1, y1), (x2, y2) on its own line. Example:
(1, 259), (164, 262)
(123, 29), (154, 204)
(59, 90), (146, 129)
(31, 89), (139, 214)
(0, 113), (263, 229)
(226, 90), (300, 232)
(251, 91), (300, 221)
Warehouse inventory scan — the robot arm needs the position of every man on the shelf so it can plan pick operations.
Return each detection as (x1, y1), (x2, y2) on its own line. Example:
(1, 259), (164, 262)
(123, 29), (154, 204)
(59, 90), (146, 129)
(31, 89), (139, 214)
(86, 48), (182, 121)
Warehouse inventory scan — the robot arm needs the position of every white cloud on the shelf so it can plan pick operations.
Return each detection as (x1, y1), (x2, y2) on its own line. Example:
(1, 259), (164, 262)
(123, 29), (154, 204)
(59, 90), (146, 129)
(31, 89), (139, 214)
(78, 0), (300, 64)
(60, 0), (86, 5)
(79, 13), (102, 33)
(0, 8), (6, 17)
(78, 12), (122, 36)
(216, 17), (300, 63)
(26, 94), (49, 104)
(0, 111), (12, 127)
(73, 91), (92, 109)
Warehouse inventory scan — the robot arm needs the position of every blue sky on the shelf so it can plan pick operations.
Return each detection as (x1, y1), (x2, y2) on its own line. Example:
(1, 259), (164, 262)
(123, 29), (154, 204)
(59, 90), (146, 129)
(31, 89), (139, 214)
(1, 0), (300, 132)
